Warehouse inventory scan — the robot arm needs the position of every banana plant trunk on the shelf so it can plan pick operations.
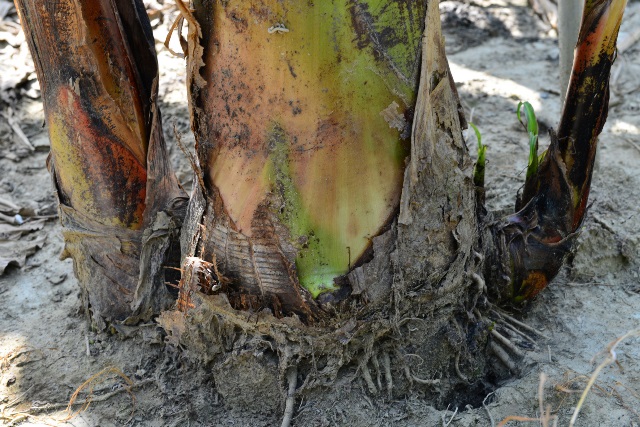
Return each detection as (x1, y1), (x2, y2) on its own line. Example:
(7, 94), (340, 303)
(168, 0), (483, 407)
(180, 0), (476, 322)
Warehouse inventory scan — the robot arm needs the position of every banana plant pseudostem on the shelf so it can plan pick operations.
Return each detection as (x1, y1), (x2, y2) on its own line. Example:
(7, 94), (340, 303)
(178, 0), (432, 320)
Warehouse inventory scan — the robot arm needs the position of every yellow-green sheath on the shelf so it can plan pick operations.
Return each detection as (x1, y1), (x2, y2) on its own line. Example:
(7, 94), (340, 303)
(193, 1), (426, 297)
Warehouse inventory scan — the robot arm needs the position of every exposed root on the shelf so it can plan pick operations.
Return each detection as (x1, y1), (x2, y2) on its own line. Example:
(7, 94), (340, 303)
(491, 309), (550, 339)
(159, 290), (477, 415)
(1, 380), (153, 427)
(61, 367), (135, 421)
(491, 329), (525, 358)
(475, 307), (540, 375)
(470, 271), (485, 289)
(397, 350), (440, 388)
(381, 351), (393, 400)
(281, 366), (298, 427)
(455, 352), (469, 383)
(0, 389), (34, 426)
(441, 405), (458, 426)
(403, 364), (414, 386)
(29, 379), (154, 415)
(0, 412), (28, 426)
(469, 272), (488, 308)
(481, 307), (548, 373)
(1, 370), (153, 426)
(371, 353), (382, 391)
(498, 319), (537, 347)
(411, 373), (441, 387)
(489, 341), (517, 373)
(0, 347), (42, 371)
(360, 359), (378, 395)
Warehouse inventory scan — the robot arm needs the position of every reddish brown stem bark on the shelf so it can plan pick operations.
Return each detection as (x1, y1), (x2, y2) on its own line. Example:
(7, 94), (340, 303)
(15, 0), (187, 328)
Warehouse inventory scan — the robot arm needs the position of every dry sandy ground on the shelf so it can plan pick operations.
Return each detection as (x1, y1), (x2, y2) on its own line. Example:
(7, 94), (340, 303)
(1, 1), (640, 425)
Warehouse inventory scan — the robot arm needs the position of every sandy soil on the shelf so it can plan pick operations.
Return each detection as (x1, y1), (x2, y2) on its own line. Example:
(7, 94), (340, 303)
(1, 1), (640, 425)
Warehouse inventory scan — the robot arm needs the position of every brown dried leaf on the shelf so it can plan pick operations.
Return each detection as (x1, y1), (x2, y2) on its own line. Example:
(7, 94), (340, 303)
(0, 219), (45, 240)
(0, 234), (46, 275)
(0, 214), (46, 275)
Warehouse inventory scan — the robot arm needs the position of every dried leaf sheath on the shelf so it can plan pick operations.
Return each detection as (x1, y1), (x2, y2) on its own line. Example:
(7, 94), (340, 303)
(16, 0), (186, 327)
(489, 0), (627, 303)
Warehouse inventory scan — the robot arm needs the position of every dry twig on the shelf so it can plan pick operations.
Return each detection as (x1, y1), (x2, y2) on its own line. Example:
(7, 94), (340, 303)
(441, 406), (458, 427)
(497, 373), (557, 427)
(482, 392), (496, 427)
(60, 367), (135, 421)
(569, 329), (640, 427)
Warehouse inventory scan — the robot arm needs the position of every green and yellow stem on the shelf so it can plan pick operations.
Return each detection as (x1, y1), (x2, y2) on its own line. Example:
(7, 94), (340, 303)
(187, 0), (426, 316)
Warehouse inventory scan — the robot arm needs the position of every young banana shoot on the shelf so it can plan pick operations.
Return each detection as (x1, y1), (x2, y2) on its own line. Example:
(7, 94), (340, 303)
(488, 0), (627, 303)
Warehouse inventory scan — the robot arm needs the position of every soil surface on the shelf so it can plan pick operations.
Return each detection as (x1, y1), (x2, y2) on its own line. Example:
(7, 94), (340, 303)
(2, 0), (640, 425)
